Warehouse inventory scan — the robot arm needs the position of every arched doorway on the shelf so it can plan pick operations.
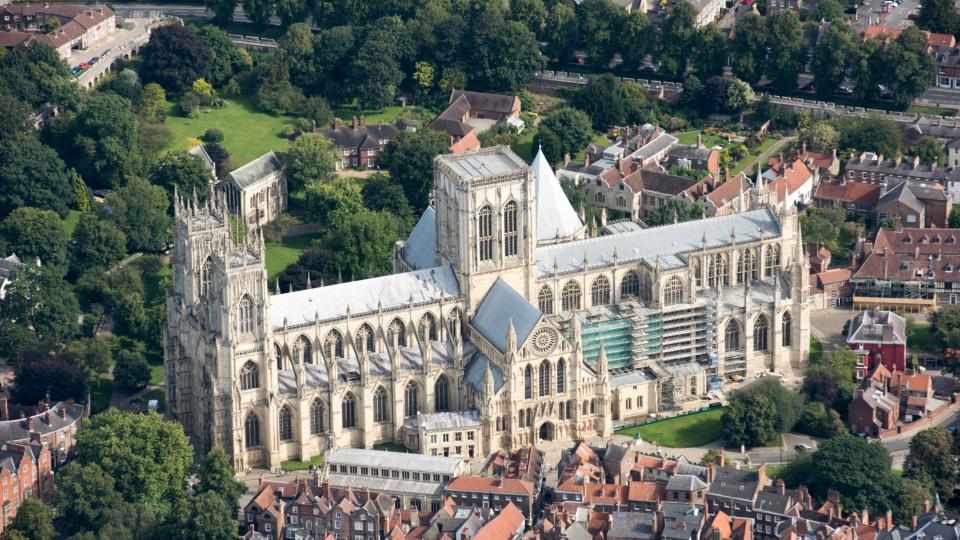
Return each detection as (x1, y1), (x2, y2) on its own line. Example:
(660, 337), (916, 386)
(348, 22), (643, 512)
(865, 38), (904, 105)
(538, 422), (555, 441)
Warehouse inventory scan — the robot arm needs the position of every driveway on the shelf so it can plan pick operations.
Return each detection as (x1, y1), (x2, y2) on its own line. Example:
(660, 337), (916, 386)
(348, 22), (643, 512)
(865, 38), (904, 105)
(810, 307), (855, 354)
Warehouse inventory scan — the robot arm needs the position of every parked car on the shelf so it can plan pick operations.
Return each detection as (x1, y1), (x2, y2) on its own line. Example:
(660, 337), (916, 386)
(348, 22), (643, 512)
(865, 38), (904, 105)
(79, 62), (89, 70)
(640, 64), (657, 73)
(908, 11), (919, 19)
(89, 56), (99, 65)
(71, 66), (82, 74)
(794, 443), (812, 452)
(838, 85), (854, 95)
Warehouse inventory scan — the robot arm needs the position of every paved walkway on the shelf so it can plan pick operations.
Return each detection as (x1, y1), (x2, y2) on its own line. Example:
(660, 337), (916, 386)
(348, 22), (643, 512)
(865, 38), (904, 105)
(734, 136), (795, 176)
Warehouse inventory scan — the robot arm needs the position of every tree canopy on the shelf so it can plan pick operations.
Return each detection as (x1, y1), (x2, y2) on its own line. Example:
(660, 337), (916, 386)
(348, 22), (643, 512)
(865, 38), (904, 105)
(382, 128), (451, 212)
(140, 25), (213, 95)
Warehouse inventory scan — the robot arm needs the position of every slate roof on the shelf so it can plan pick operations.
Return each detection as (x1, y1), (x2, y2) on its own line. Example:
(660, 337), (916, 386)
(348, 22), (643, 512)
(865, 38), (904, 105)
(666, 144), (716, 162)
(316, 123), (400, 151)
(706, 173), (753, 207)
(449, 90), (520, 115)
(471, 277), (541, 353)
(269, 266), (461, 328)
(403, 207), (437, 270)
(709, 467), (761, 501)
(464, 352), (506, 394)
(535, 207), (781, 277)
(228, 152), (281, 189)
(666, 474), (709, 492)
(531, 147), (583, 242)
(877, 182), (924, 213)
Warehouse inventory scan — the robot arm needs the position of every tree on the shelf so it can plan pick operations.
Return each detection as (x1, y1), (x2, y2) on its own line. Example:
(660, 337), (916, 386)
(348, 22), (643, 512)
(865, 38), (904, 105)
(1, 266), (80, 343)
(0, 94), (32, 141)
(69, 215), (127, 276)
(140, 25), (213, 95)
(141, 83), (167, 121)
(809, 434), (897, 513)
(468, 20), (544, 91)
(205, 0), (238, 23)
(362, 175), (414, 227)
(275, 0), (308, 25)
(726, 78), (755, 114)
(204, 142), (232, 178)
(814, 0), (844, 21)
(349, 16), (410, 108)
(574, 74), (625, 130)
(722, 378), (802, 446)
(916, 0), (959, 35)
(63, 93), (142, 189)
(284, 134), (337, 193)
(913, 136), (944, 165)
(798, 401), (845, 438)
(75, 409), (193, 518)
(577, 0), (625, 67)
(511, 0), (547, 36)
(537, 107), (594, 161)
(321, 209), (402, 280)
(811, 23), (860, 99)
(699, 448), (731, 467)
(70, 169), (91, 212)
(544, 2), (577, 62)
(894, 478), (931, 524)
(0, 135), (71, 219)
(197, 25), (247, 87)
(151, 150), (213, 202)
(279, 23), (316, 81)
(306, 177), (364, 225)
(8, 497), (54, 540)
(693, 24), (727, 78)
(646, 199), (704, 226)
(12, 352), (87, 404)
(113, 350), (151, 392)
(382, 129), (451, 212)
(933, 306), (960, 364)
(700, 76), (731, 116)
(904, 427), (957, 497)
(0, 207), (68, 270)
(52, 463), (123, 536)
(162, 492), (236, 540)
(722, 391), (779, 447)
(413, 61), (436, 101)
(242, 0), (272, 26)
(660, 0), (697, 78)
(804, 122), (840, 153)
(836, 117), (901, 156)
(885, 26), (937, 108)
(728, 13), (767, 84)
(765, 11), (805, 93)
(102, 178), (172, 253)
(62, 336), (114, 381)
(620, 11), (654, 71)
(197, 447), (246, 510)
(302, 96), (333, 126)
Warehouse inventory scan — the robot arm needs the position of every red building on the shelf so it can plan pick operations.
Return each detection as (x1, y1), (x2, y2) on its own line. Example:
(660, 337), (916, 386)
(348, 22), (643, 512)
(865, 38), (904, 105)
(846, 310), (907, 377)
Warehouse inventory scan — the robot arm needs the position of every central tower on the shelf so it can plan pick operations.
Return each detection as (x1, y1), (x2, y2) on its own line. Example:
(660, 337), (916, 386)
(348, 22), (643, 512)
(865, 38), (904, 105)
(434, 146), (538, 311)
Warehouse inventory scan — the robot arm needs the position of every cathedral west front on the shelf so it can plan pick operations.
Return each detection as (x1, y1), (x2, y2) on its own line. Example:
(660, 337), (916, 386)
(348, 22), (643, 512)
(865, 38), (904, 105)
(164, 145), (810, 471)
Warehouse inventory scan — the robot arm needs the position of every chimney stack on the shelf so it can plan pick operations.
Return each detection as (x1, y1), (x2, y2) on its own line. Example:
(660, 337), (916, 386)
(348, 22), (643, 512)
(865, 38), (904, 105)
(359, 114), (365, 127)
(351, 116), (358, 130)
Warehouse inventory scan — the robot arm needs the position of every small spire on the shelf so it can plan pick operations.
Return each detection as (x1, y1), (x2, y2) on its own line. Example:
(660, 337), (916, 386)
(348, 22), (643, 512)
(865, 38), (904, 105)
(505, 318), (517, 352)
(275, 277), (280, 295)
(306, 272), (312, 289)
(337, 268), (343, 284)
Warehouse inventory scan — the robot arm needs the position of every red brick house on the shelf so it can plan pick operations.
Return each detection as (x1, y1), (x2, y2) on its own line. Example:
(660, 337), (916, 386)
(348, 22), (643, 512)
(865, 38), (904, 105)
(312, 116), (401, 170)
(0, 443), (53, 535)
(848, 365), (900, 437)
(813, 180), (882, 215)
(846, 310), (907, 376)
(429, 90), (522, 152)
(809, 269), (852, 309)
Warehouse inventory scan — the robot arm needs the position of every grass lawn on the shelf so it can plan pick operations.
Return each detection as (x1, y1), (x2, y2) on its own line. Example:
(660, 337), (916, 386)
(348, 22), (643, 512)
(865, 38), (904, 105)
(161, 95), (297, 165)
(63, 210), (83, 236)
(676, 131), (727, 148)
(149, 361), (165, 386)
(733, 137), (780, 174)
(373, 442), (411, 453)
(615, 408), (724, 447)
(908, 105), (954, 117)
(809, 335), (823, 364)
(89, 376), (113, 413)
(765, 464), (786, 477)
(511, 128), (538, 162)
(265, 233), (322, 279)
(141, 388), (166, 412)
(281, 454), (325, 471)
(908, 323), (935, 352)
(143, 258), (172, 305)
(334, 105), (410, 125)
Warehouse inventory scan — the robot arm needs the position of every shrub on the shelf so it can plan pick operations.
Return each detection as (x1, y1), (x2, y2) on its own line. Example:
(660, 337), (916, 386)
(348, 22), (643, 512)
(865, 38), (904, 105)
(203, 128), (224, 143)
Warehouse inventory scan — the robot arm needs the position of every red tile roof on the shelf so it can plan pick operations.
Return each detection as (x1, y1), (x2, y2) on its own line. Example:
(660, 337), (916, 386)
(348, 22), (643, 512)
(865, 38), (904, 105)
(627, 481), (665, 502)
(446, 475), (534, 496)
(473, 502), (524, 540)
(816, 269), (852, 285)
(706, 172), (752, 207)
(814, 181), (881, 206)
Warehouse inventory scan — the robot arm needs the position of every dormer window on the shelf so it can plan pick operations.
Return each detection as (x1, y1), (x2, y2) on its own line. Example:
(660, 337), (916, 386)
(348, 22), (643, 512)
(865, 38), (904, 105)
(946, 264), (954, 273)
(933, 236), (942, 244)
(950, 237), (957, 245)
(904, 236), (912, 243)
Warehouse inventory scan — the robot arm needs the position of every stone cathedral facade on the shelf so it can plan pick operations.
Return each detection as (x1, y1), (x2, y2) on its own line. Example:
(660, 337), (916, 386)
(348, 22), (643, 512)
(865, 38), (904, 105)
(165, 145), (810, 472)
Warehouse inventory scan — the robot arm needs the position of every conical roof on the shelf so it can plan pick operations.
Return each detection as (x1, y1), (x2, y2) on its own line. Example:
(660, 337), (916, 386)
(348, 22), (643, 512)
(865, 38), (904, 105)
(531, 147), (583, 242)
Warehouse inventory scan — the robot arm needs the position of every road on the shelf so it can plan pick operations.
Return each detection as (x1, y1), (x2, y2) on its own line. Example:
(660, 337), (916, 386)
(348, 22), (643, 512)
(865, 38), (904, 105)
(112, 3), (317, 28)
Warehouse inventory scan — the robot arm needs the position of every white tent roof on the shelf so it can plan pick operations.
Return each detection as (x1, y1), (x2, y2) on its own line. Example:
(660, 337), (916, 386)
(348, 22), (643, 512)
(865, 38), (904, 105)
(532, 147), (583, 242)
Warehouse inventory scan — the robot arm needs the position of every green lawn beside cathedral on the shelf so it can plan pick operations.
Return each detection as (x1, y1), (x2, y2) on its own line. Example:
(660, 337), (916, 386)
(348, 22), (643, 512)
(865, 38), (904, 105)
(264, 233), (321, 280)
(615, 407), (724, 447)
